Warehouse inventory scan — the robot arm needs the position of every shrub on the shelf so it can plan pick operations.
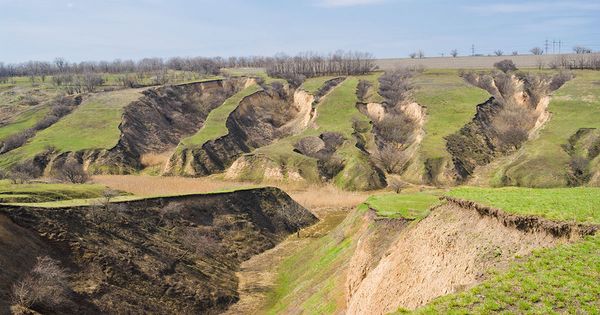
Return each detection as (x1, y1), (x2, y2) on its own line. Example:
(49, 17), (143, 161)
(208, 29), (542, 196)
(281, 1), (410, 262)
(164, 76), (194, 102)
(372, 144), (409, 174)
(388, 176), (408, 193)
(373, 114), (417, 145)
(54, 160), (89, 184)
(11, 256), (69, 308)
(318, 155), (345, 180)
(356, 79), (372, 102)
(294, 136), (325, 157)
(493, 59), (518, 73)
(378, 69), (414, 106)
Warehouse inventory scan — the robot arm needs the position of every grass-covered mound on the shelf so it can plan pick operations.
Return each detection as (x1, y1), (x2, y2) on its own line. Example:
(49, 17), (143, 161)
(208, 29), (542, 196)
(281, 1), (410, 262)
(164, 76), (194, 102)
(361, 191), (440, 219)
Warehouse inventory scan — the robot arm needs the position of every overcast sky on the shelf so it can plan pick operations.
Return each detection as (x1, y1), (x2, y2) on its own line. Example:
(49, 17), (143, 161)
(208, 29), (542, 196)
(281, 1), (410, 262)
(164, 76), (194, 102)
(1, 0), (599, 63)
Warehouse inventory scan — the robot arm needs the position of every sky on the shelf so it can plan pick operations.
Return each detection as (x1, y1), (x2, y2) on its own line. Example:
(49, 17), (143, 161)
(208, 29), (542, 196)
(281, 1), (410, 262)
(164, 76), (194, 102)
(1, 0), (599, 63)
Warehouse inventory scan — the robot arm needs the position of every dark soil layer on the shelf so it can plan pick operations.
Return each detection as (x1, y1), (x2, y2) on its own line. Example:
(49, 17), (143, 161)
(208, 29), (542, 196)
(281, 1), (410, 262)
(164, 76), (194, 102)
(0, 187), (317, 314)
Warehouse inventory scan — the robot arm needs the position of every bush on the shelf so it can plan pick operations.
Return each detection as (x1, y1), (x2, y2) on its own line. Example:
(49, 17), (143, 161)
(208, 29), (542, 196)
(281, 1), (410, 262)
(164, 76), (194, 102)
(11, 256), (69, 308)
(493, 59), (518, 73)
(356, 79), (372, 102)
(388, 176), (408, 193)
(372, 144), (409, 174)
(373, 114), (417, 145)
(54, 160), (89, 184)
(317, 155), (345, 180)
(6, 161), (40, 184)
(294, 136), (325, 157)
(378, 69), (414, 106)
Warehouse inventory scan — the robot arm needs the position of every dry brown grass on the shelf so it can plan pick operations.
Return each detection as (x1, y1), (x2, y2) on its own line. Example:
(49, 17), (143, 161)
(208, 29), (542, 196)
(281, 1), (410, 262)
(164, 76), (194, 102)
(93, 175), (374, 213)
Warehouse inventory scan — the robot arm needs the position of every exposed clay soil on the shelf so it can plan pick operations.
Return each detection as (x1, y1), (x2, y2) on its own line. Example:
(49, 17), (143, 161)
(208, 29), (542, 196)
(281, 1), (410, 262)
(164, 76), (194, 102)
(344, 198), (595, 314)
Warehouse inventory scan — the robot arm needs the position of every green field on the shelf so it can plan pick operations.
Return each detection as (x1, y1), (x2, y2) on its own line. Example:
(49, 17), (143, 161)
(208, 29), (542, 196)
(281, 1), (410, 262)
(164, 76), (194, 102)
(481, 70), (600, 187)
(0, 88), (142, 167)
(447, 186), (600, 223)
(0, 180), (109, 203)
(178, 83), (262, 149)
(361, 191), (441, 219)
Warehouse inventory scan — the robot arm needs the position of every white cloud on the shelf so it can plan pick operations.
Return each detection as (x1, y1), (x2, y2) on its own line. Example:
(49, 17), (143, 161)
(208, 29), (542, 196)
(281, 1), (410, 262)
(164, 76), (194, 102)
(315, 0), (387, 8)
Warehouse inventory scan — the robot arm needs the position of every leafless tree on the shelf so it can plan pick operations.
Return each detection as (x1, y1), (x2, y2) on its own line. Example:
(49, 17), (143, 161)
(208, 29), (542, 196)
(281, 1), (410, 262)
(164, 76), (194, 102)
(372, 144), (409, 174)
(388, 176), (408, 193)
(54, 160), (89, 184)
(494, 50), (504, 56)
(450, 49), (458, 58)
(409, 52), (417, 59)
(573, 46), (592, 54)
(530, 47), (544, 55)
(378, 68), (414, 107)
(11, 256), (69, 308)
(417, 50), (425, 58)
(512, 51), (518, 56)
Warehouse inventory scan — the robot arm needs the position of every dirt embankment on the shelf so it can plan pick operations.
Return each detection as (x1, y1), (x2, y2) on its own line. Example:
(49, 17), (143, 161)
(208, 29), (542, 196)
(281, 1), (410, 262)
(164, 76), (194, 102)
(344, 198), (596, 314)
(0, 187), (317, 314)
(31, 79), (248, 176)
(168, 84), (317, 177)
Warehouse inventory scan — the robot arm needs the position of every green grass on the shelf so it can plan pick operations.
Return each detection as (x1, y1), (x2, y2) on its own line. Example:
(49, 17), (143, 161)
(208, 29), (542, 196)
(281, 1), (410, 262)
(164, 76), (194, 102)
(0, 88), (142, 167)
(447, 186), (600, 224)
(300, 76), (341, 94)
(0, 105), (50, 141)
(265, 207), (366, 314)
(178, 83), (262, 149)
(0, 180), (109, 203)
(362, 191), (441, 219)
(413, 69), (488, 161)
(413, 235), (600, 314)
(488, 70), (600, 187)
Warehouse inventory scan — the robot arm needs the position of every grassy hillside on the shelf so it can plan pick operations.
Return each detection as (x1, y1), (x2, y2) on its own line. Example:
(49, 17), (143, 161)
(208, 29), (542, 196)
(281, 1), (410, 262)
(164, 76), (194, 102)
(300, 76), (341, 94)
(178, 83), (262, 149)
(413, 69), (488, 163)
(249, 74), (382, 189)
(479, 70), (600, 187)
(0, 105), (49, 141)
(0, 88), (142, 167)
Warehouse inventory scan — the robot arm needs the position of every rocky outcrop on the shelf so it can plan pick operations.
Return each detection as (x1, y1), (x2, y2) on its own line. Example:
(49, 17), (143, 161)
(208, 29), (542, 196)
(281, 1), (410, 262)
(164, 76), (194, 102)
(0, 187), (317, 314)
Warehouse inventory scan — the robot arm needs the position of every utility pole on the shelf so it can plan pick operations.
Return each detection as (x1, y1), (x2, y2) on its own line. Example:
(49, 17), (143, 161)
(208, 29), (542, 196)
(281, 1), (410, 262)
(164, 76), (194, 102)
(559, 40), (562, 54)
(545, 39), (549, 54)
(471, 44), (475, 56)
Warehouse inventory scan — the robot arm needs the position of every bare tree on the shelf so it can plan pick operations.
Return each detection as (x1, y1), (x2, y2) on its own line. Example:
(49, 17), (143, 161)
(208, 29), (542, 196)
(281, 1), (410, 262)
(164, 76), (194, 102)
(388, 176), (408, 193)
(512, 51), (518, 56)
(372, 145), (409, 174)
(11, 256), (69, 308)
(530, 47), (544, 55)
(54, 160), (89, 184)
(409, 52), (417, 59)
(573, 46), (592, 54)
(494, 50), (504, 56)
(450, 49), (458, 58)
(417, 50), (425, 59)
